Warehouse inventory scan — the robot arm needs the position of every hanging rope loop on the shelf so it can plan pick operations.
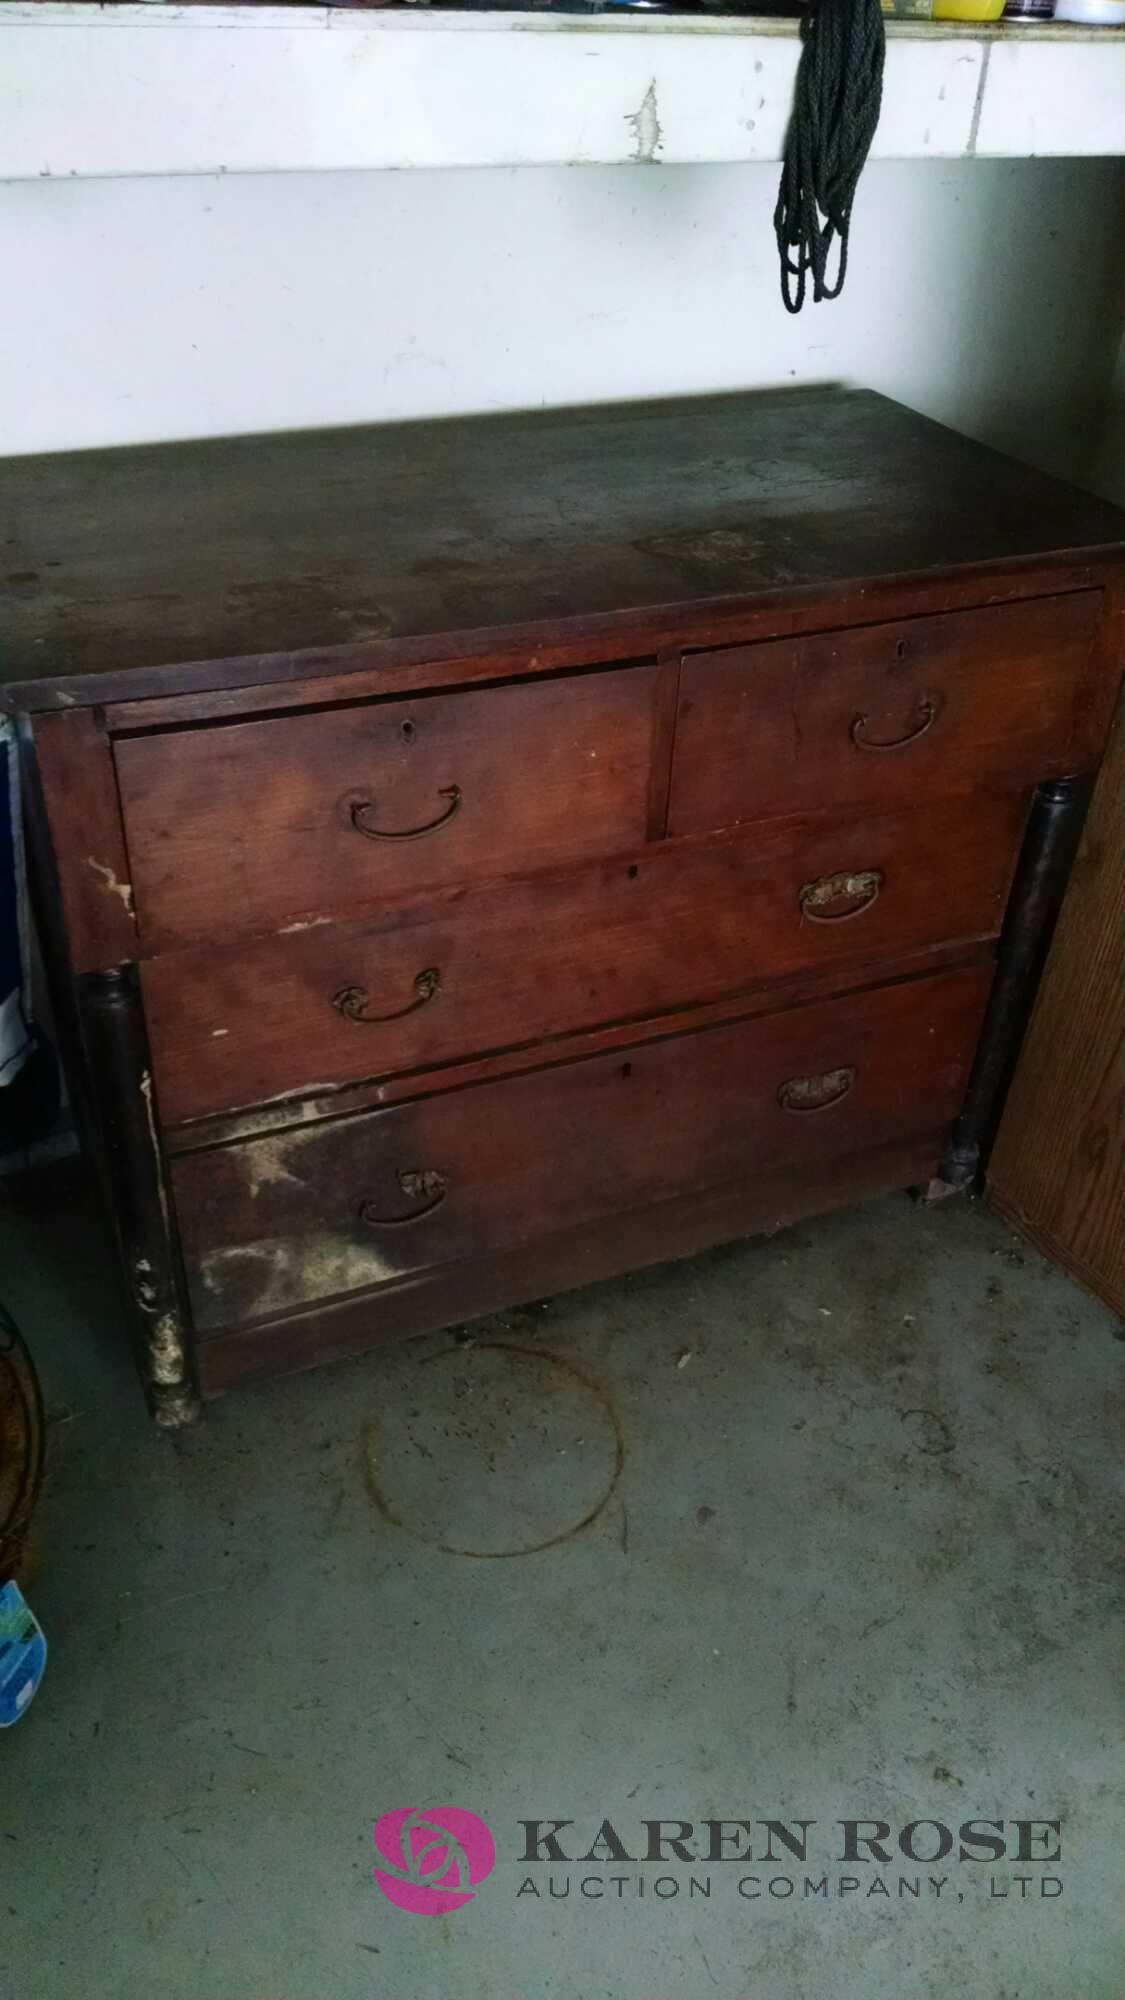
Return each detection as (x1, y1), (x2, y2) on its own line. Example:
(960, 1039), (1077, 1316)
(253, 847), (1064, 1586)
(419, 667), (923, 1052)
(774, 0), (886, 314)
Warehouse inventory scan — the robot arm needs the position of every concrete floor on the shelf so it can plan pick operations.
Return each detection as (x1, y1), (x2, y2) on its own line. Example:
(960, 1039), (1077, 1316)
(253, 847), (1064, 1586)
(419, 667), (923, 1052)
(0, 1180), (1121, 2000)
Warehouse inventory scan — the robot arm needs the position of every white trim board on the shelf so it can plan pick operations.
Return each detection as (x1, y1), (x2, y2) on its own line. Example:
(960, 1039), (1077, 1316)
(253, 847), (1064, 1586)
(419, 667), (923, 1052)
(1, 6), (1122, 179)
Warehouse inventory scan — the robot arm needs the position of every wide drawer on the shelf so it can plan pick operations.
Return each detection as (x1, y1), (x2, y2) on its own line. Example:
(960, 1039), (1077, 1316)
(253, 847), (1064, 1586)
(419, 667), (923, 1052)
(115, 664), (660, 950)
(668, 592), (1099, 837)
(145, 790), (1025, 1125)
(175, 961), (992, 1331)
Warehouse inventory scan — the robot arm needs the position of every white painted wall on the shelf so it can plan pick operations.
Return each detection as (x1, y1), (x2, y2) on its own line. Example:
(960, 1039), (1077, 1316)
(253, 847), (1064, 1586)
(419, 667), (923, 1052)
(6, 9), (1125, 179)
(2, 156), (1123, 492)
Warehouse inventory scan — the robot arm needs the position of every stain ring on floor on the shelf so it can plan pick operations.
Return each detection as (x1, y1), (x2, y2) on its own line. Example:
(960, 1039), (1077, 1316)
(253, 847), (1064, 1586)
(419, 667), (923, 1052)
(359, 1341), (626, 1559)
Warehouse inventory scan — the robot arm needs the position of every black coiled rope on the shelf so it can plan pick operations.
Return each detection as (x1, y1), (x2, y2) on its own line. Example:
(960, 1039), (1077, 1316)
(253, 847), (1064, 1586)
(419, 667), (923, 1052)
(774, 0), (886, 314)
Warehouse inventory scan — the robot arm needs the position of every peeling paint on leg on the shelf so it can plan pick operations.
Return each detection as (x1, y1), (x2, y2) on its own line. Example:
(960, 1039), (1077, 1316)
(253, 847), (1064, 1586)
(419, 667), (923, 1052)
(152, 1383), (203, 1429)
(133, 1067), (195, 1400)
(149, 1312), (190, 1387)
(626, 79), (663, 164)
(139, 1069), (172, 1236)
(133, 1255), (160, 1314)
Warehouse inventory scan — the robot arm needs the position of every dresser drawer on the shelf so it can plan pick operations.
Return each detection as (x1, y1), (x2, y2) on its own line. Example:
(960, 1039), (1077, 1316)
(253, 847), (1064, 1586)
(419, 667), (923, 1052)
(668, 592), (1099, 838)
(175, 961), (992, 1330)
(115, 665), (660, 950)
(146, 792), (1024, 1125)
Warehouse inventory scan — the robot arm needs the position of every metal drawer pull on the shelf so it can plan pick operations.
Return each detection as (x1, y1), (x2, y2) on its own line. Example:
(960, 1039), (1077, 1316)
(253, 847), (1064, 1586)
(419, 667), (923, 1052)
(350, 785), (461, 842)
(334, 968), (441, 1024)
(799, 868), (883, 924)
(850, 698), (935, 751)
(778, 1066), (856, 1114)
(359, 1169), (447, 1228)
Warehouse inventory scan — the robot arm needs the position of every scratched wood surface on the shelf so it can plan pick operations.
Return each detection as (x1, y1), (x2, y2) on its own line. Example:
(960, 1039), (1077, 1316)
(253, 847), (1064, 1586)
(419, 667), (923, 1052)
(11, 390), (1125, 1409)
(143, 794), (1024, 1126)
(989, 670), (1125, 1318)
(196, 1132), (947, 1397)
(175, 961), (992, 1330)
(3, 387), (1123, 708)
(28, 708), (138, 972)
(115, 664), (659, 950)
(669, 591), (1099, 834)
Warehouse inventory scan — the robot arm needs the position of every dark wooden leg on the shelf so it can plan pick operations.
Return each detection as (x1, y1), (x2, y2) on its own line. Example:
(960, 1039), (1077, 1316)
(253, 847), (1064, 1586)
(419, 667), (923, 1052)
(16, 720), (98, 1161)
(926, 774), (1093, 1200)
(79, 967), (201, 1428)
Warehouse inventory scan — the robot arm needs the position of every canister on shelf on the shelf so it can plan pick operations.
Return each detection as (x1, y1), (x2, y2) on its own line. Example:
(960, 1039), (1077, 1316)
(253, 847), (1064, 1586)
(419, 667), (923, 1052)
(1053, 0), (1125, 19)
(933, 0), (1005, 19)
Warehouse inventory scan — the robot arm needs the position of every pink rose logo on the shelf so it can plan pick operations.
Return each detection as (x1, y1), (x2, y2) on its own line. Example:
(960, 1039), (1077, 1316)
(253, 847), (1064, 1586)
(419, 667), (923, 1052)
(372, 1806), (496, 1915)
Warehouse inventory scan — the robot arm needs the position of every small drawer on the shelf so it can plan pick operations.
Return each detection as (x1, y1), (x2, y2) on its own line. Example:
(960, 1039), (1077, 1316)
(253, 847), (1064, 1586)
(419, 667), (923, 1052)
(175, 960), (992, 1331)
(668, 592), (1099, 837)
(144, 790), (1024, 1125)
(115, 664), (660, 950)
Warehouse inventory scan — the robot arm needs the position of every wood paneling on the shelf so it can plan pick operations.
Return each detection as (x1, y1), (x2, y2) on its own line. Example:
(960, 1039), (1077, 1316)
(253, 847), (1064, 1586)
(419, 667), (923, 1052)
(989, 669), (1125, 1318)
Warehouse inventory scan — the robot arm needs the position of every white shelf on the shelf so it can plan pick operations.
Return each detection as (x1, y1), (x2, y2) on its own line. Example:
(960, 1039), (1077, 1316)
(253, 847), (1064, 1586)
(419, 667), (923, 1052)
(2, 4), (1123, 179)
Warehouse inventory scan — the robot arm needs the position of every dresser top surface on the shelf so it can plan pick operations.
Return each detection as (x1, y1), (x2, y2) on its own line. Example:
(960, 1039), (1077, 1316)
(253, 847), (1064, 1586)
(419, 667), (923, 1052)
(3, 387), (1123, 708)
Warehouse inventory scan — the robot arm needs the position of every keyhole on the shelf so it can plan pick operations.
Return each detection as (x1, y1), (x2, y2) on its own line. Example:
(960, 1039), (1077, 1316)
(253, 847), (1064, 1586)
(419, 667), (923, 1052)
(895, 638), (907, 662)
(400, 719), (416, 745)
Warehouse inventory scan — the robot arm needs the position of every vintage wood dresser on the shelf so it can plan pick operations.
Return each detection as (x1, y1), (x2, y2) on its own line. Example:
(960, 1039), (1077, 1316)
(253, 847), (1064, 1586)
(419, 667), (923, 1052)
(3, 389), (1123, 1423)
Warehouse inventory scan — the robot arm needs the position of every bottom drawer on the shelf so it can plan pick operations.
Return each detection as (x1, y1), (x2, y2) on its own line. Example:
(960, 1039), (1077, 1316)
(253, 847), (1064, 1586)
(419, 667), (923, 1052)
(175, 960), (991, 1332)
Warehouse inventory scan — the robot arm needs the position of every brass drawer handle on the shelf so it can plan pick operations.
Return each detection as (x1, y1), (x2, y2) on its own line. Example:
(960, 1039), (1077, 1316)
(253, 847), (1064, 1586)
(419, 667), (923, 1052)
(350, 786), (461, 842)
(334, 968), (441, 1024)
(850, 698), (935, 751)
(359, 1169), (447, 1228)
(799, 868), (883, 924)
(778, 1066), (856, 1114)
